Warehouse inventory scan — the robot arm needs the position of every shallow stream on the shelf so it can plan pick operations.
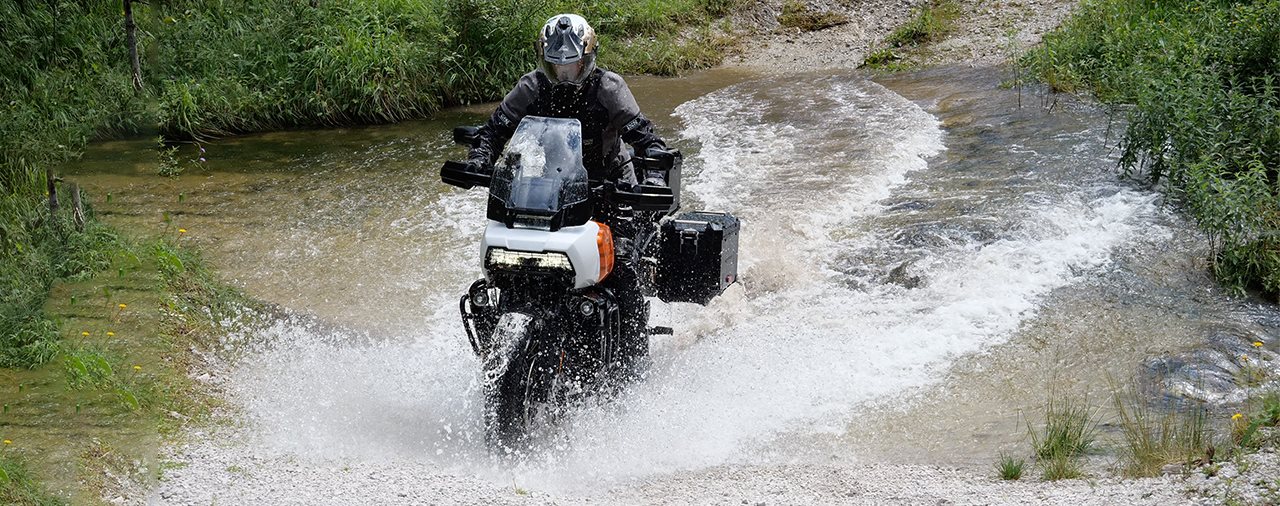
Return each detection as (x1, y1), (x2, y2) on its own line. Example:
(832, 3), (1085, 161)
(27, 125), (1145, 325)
(63, 66), (1279, 494)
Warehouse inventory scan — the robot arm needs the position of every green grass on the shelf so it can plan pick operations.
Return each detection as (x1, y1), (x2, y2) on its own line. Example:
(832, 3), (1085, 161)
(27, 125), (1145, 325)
(0, 454), (64, 506)
(884, 0), (960, 47)
(779, 0), (850, 32)
(1233, 391), (1280, 450)
(1111, 385), (1214, 477)
(1028, 393), (1098, 480)
(1025, 0), (1280, 296)
(0, 187), (119, 369)
(0, 235), (256, 503)
(860, 47), (915, 72)
(1039, 453), (1083, 481)
(148, 0), (738, 138)
(995, 453), (1025, 480)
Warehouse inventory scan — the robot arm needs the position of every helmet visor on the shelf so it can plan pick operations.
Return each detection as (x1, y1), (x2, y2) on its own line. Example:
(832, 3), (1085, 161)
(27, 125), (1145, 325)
(545, 61), (586, 84)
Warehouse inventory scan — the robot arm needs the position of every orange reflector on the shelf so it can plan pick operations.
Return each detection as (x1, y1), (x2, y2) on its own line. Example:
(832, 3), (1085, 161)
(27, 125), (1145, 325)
(595, 221), (615, 282)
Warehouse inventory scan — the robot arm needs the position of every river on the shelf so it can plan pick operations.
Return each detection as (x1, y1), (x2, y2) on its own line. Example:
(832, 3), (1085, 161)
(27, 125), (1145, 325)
(62, 65), (1276, 503)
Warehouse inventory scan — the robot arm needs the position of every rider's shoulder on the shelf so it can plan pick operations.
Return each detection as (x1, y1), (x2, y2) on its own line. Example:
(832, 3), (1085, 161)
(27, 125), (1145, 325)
(597, 69), (632, 92)
(517, 70), (544, 87)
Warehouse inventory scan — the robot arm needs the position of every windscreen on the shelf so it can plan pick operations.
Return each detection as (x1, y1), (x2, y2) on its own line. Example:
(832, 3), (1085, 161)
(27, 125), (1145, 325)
(489, 116), (589, 214)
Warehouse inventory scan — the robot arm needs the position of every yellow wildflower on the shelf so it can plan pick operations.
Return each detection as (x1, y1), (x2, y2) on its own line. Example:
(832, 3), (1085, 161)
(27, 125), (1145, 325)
(1254, 341), (1264, 348)
(106, 332), (115, 337)
(2, 440), (10, 445)
(132, 365), (141, 372)
(81, 331), (90, 337)
(118, 303), (127, 310)
(178, 228), (187, 234)
(1233, 413), (1243, 421)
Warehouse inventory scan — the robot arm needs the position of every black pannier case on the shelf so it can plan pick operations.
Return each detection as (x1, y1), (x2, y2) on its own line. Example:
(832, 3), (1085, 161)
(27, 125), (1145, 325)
(655, 212), (740, 305)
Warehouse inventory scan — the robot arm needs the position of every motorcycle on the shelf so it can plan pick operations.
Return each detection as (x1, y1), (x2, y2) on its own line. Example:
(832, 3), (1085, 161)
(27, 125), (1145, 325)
(440, 116), (740, 451)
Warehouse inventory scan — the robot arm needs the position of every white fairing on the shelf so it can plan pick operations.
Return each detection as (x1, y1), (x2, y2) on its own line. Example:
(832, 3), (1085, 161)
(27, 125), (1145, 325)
(481, 220), (601, 289)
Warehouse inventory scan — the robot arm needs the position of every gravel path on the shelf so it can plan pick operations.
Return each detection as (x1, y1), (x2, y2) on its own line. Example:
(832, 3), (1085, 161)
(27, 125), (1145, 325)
(153, 428), (1277, 505)
(140, 2), (1280, 505)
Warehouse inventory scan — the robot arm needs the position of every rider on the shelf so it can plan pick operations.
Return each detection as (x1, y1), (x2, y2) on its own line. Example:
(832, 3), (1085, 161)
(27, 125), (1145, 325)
(466, 13), (675, 369)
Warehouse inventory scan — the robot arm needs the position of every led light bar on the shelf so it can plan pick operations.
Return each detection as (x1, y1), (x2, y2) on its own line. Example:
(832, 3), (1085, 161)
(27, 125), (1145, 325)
(486, 247), (574, 272)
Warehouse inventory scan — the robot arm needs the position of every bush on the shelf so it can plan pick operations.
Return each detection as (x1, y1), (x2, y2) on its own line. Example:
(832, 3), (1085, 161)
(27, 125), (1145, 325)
(1025, 0), (1280, 295)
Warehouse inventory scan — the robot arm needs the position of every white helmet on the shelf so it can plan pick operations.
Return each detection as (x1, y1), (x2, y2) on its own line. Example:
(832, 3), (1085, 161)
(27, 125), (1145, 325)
(537, 14), (598, 86)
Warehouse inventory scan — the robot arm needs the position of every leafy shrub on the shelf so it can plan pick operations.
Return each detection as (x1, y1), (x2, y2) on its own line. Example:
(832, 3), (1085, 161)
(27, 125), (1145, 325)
(1026, 0), (1280, 294)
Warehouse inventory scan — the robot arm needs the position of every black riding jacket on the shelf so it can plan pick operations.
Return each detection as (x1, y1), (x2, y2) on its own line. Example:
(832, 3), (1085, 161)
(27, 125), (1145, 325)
(471, 68), (668, 183)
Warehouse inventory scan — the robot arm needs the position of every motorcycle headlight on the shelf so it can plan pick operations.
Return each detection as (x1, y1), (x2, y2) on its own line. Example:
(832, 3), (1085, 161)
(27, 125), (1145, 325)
(485, 247), (574, 273)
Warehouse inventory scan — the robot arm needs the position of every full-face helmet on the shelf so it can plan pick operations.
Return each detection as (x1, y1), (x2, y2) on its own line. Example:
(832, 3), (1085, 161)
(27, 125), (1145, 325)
(537, 14), (597, 86)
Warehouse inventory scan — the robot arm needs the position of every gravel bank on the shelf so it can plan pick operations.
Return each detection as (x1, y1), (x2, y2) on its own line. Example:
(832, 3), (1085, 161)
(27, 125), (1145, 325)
(152, 425), (1203, 506)
(725, 0), (1079, 71)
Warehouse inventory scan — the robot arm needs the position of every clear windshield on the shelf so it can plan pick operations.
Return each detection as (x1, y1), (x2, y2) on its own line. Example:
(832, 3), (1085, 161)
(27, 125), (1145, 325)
(489, 116), (589, 213)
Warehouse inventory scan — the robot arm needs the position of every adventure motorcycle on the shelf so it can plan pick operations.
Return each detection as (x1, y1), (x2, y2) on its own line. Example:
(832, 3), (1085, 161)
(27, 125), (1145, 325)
(441, 116), (740, 451)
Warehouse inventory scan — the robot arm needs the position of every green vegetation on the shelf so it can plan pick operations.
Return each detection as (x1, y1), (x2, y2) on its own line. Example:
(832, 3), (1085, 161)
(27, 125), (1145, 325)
(1111, 385), (1213, 477)
(0, 188), (118, 369)
(1232, 391), (1280, 450)
(994, 452), (1025, 480)
(1028, 393), (1097, 480)
(1, 235), (254, 503)
(884, 0), (960, 47)
(861, 0), (958, 70)
(860, 47), (913, 72)
(1025, 0), (1280, 295)
(778, 0), (850, 32)
(0, 454), (63, 506)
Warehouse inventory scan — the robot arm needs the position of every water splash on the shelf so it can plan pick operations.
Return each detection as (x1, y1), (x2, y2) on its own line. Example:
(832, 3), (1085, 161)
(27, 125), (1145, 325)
(210, 73), (1164, 490)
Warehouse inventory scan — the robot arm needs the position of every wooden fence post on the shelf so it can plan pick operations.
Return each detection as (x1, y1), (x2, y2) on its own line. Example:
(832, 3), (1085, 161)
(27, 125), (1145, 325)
(46, 169), (59, 219)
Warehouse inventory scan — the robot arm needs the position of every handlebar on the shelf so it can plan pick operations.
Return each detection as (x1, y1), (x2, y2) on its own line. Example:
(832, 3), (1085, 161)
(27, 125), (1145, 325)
(603, 181), (676, 212)
(440, 161), (492, 189)
(439, 160), (674, 212)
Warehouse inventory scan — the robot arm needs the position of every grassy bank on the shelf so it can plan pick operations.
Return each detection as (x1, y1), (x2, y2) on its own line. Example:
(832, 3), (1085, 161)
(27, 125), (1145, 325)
(1025, 0), (1280, 294)
(1, 233), (255, 504)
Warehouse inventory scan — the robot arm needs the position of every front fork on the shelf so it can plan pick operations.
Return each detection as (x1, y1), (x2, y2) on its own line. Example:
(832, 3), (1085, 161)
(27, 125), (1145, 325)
(460, 279), (623, 377)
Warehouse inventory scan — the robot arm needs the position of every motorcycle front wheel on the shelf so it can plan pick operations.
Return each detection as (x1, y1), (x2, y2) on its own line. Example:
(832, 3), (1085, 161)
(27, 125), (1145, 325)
(482, 312), (557, 452)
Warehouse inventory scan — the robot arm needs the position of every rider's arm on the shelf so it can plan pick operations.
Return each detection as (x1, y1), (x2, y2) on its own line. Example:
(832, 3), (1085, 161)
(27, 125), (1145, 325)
(470, 72), (539, 167)
(599, 72), (668, 155)
(600, 72), (673, 186)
